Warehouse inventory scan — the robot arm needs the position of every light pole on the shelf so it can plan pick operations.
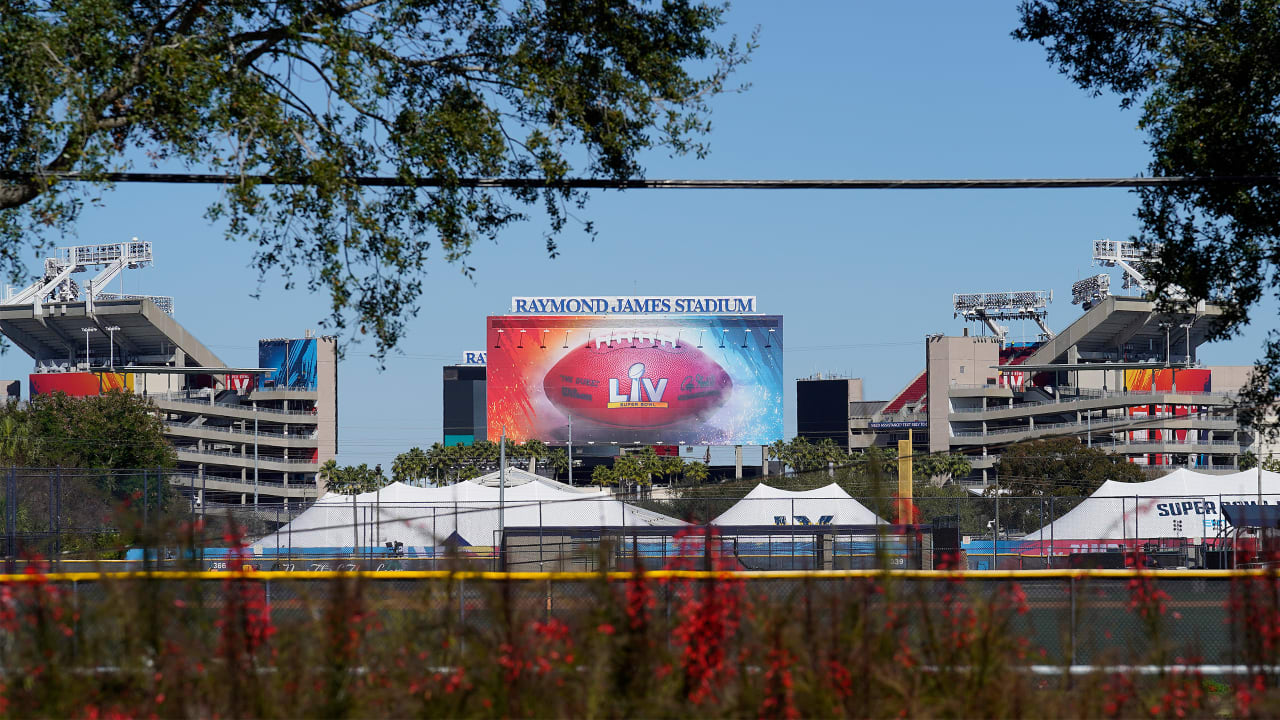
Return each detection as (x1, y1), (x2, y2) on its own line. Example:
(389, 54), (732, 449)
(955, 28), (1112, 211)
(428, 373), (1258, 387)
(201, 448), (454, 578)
(499, 425), (506, 566)
(1180, 318), (1195, 366)
(80, 327), (98, 369)
(103, 325), (120, 369)
(567, 415), (573, 486)
(253, 415), (259, 508)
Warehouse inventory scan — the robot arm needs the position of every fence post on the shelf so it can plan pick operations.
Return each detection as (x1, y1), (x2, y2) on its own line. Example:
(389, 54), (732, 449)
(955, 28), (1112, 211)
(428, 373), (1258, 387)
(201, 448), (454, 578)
(55, 469), (62, 569)
(72, 579), (79, 659)
(1049, 496), (1055, 569)
(1040, 499), (1045, 565)
(1068, 576), (1077, 668)
(47, 471), (54, 563)
(5, 467), (15, 574)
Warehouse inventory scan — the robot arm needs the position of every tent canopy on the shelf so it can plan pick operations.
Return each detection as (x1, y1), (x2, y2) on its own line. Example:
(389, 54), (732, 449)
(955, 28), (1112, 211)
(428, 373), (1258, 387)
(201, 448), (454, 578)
(252, 470), (683, 551)
(711, 482), (885, 527)
(1023, 468), (1280, 543)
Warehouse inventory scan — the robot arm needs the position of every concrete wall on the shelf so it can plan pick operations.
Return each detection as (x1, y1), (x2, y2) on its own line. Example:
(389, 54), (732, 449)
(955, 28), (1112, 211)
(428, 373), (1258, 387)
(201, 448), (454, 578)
(1206, 365), (1257, 393)
(315, 336), (339, 490)
(927, 335), (1000, 453)
(132, 371), (187, 395)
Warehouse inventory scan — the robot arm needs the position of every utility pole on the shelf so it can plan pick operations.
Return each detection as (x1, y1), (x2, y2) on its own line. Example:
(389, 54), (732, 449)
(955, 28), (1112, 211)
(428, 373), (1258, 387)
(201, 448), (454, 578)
(253, 415), (259, 508)
(994, 472), (1000, 567)
(499, 426), (506, 562)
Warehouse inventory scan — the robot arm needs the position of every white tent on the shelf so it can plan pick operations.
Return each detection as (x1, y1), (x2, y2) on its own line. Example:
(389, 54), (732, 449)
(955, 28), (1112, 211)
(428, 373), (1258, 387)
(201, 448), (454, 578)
(251, 468), (683, 552)
(711, 482), (885, 526)
(1023, 468), (1280, 543)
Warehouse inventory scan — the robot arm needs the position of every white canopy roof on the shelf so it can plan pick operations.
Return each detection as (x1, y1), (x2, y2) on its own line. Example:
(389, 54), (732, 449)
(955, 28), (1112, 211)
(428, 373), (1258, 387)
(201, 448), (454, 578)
(1024, 468), (1280, 542)
(711, 483), (885, 526)
(252, 469), (683, 551)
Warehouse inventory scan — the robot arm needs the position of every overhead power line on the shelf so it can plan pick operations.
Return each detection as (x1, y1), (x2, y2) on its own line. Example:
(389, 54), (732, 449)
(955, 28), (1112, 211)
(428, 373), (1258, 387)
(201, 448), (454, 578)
(5, 171), (1280, 190)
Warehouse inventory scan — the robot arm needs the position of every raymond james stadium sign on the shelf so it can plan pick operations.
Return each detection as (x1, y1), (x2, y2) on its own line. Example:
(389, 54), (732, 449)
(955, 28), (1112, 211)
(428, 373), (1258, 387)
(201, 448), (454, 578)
(510, 296), (757, 314)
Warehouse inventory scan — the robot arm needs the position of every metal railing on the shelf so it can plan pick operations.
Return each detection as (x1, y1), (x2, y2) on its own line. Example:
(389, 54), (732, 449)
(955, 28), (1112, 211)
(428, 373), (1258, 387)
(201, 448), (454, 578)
(951, 387), (1237, 414)
(167, 472), (306, 489)
(150, 392), (317, 417)
(175, 447), (317, 465)
(164, 421), (316, 441)
(952, 415), (1241, 438)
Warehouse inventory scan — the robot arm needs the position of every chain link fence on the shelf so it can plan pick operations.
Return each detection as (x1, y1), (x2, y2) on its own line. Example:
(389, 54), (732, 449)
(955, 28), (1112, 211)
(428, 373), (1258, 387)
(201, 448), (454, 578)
(0, 571), (1266, 667)
(5, 467), (1280, 574)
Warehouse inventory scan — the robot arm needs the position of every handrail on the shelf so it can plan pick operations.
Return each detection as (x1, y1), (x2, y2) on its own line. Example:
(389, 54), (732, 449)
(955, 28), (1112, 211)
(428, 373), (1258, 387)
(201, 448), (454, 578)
(951, 388), (1236, 414)
(175, 448), (318, 465)
(952, 414), (1239, 438)
(4, 568), (1280, 583)
(166, 472), (301, 488)
(150, 393), (317, 417)
(164, 421), (316, 441)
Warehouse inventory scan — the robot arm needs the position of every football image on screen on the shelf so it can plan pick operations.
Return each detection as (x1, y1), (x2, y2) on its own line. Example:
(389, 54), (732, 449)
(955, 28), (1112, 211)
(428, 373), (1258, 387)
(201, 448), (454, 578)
(487, 315), (782, 445)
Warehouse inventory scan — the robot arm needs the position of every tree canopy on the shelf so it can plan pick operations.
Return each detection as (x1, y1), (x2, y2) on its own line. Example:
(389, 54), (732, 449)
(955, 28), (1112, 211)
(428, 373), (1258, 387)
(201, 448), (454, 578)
(319, 460), (389, 495)
(0, 1), (752, 359)
(21, 390), (175, 471)
(995, 437), (1148, 498)
(1015, 0), (1280, 434)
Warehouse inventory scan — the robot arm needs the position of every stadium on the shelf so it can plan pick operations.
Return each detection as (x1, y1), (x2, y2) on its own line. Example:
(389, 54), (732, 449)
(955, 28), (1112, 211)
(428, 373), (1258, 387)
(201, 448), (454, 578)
(0, 240), (1277, 573)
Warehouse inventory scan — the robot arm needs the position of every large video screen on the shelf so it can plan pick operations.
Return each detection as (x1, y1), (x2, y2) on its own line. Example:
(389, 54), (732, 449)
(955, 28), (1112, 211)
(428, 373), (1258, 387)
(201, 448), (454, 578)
(30, 372), (133, 397)
(487, 315), (783, 445)
(259, 338), (318, 389)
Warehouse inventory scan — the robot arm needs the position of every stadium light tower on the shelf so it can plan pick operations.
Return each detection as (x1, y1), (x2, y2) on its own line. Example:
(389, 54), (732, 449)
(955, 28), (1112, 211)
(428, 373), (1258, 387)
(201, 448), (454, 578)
(2, 240), (174, 315)
(1070, 274), (1111, 310)
(1092, 238), (1185, 300)
(952, 290), (1054, 345)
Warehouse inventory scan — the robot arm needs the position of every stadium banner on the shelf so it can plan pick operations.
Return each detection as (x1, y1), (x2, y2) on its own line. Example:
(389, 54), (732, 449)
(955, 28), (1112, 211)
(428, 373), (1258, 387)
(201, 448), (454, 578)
(487, 315), (783, 445)
(259, 338), (318, 389)
(30, 371), (133, 397)
(1123, 368), (1211, 393)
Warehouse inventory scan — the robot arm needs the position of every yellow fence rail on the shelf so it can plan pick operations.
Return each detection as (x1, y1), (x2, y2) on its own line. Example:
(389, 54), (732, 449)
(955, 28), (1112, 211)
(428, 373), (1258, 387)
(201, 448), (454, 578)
(0, 568), (1278, 583)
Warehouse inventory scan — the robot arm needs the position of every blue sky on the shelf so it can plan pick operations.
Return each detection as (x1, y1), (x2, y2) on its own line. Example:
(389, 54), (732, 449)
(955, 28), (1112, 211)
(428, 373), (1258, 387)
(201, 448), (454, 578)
(1, 2), (1272, 467)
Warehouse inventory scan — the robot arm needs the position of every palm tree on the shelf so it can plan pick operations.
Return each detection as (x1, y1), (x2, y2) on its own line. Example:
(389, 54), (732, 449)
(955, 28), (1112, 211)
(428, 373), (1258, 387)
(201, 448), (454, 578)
(683, 461), (709, 485)
(522, 439), (548, 474)
(0, 413), (30, 465)
(768, 438), (788, 474)
(629, 448), (660, 493)
(613, 454), (642, 494)
(815, 437), (845, 477)
(547, 448), (569, 480)
(318, 458), (343, 491)
(425, 442), (449, 485)
(661, 456), (684, 486)
(391, 446), (431, 486)
(591, 464), (617, 487)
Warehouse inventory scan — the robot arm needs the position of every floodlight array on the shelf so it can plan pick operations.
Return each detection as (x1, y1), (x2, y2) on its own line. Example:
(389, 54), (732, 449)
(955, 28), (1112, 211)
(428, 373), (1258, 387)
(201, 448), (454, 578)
(96, 293), (175, 315)
(1093, 239), (1145, 263)
(952, 290), (1051, 314)
(1071, 274), (1111, 306)
(1092, 237), (1163, 294)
